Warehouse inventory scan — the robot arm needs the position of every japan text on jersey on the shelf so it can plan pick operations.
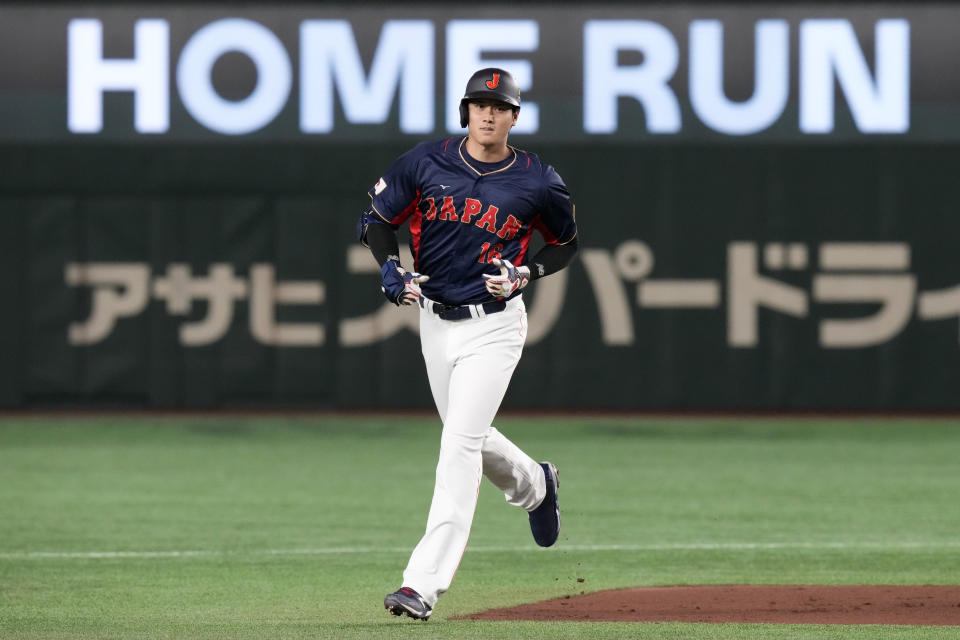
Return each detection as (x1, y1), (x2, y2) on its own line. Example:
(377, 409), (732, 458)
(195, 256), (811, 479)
(366, 137), (577, 305)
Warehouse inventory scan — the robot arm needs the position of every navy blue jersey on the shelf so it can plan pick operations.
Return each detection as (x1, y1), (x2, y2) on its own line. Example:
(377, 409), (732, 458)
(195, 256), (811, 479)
(365, 136), (578, 306)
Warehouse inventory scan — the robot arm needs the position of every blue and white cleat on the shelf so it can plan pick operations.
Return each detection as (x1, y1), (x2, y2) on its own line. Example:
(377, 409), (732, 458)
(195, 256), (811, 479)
(529, 462), (561, 547)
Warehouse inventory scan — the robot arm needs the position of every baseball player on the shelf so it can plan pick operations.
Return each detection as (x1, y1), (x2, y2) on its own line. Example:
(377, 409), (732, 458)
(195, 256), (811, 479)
(356, 67), (579, 621)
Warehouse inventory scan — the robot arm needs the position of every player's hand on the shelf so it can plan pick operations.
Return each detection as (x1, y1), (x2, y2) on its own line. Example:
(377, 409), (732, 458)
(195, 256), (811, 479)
(381, 260), (430, 306)
(482, 258), (530, 299)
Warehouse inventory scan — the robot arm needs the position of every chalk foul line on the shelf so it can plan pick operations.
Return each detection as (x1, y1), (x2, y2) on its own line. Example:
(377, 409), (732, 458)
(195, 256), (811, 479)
(2, 541), (959, 560)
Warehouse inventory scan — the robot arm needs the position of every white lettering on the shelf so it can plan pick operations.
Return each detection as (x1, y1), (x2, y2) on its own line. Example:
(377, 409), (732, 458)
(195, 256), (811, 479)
(583, 20), (681, 134)
(67, 19), (169, 133)
(61, 15), (914, 139)
(300, 20), (434, 134)
(800, 19), (910, 133)
(177, 18), (291, 135)
(689, 20), (789, 135)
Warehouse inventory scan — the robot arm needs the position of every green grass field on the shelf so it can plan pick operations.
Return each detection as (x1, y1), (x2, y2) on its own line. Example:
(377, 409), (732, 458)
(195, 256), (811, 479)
(1, 415), (958, 639)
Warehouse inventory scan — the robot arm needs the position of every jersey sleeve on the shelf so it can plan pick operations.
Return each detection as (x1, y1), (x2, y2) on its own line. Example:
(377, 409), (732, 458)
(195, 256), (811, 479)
(534, 165), (578, 245)
(367, 145), (424, 227)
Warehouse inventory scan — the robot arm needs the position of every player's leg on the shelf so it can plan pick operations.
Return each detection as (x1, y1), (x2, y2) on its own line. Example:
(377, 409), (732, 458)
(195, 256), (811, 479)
(481, 426), (546, 511)
(478, 300), (545, 509)
(401, 303), (526, 606)
(385, 307), (451, 620)
(482, 425), (560, 549)
(477, 300), (557, 544)
(419, 306), (452, 421)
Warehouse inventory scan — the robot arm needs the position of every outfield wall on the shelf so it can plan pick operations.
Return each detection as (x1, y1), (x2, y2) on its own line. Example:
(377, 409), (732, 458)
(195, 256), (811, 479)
(2, 3), (959, 410)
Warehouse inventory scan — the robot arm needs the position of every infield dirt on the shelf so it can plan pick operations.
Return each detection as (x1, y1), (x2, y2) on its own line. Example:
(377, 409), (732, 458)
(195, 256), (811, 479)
(458, 585), (960, 625)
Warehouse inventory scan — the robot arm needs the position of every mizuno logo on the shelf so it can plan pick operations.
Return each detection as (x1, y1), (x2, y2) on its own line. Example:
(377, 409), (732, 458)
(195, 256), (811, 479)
(440, 185), (450, 189)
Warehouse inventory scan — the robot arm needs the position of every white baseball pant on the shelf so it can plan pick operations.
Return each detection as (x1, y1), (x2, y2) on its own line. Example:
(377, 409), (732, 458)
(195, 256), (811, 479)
(401, 294), (547, 606)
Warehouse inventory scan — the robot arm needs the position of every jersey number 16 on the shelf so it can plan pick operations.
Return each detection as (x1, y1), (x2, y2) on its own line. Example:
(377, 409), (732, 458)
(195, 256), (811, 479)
(478, 242), (503, 264)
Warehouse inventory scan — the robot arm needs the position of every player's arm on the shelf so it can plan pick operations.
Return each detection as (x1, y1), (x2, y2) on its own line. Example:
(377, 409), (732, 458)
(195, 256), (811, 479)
(358, 210), (401, 268)
(483, 166), (578, 299)
(523, 234), (579, 281)
(357, 211), (428, 306)
(484, 235), (578, 298)
(357, 148), (432, 306)
(525, 164), (579, 280)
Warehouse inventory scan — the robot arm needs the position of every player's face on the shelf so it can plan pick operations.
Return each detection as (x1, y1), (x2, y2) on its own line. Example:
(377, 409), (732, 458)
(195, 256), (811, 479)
(467, 100), (518, 147)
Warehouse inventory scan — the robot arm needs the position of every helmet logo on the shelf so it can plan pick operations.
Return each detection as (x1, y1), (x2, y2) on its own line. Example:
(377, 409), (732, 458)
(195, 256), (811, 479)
(485, 73), (501, 90)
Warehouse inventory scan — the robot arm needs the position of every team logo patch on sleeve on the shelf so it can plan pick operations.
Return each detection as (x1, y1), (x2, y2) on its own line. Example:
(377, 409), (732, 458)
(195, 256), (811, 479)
(374, 177), (387, 194)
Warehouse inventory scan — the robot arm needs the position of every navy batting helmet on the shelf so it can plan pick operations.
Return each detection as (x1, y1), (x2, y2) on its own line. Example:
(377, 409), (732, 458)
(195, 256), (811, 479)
(459, 68), (521, 128)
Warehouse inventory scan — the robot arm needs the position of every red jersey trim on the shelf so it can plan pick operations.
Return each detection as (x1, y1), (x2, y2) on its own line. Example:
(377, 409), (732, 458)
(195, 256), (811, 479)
(392, 191), (422, 226)
(409, 201), (423, 269)
(516, 225), (535, 265)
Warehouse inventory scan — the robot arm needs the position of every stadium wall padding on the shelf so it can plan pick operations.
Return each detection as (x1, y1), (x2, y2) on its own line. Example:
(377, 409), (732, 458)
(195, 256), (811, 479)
(2, 143), (959, 410)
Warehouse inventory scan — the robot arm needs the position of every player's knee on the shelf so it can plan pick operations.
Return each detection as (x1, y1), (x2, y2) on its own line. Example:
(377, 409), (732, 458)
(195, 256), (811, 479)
(439, 429), (484, 453)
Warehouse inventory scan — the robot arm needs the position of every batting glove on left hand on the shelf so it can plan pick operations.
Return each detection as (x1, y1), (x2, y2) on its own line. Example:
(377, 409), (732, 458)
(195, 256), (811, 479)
(381, 260), (429, 306)
(482, 258), (530, 299)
